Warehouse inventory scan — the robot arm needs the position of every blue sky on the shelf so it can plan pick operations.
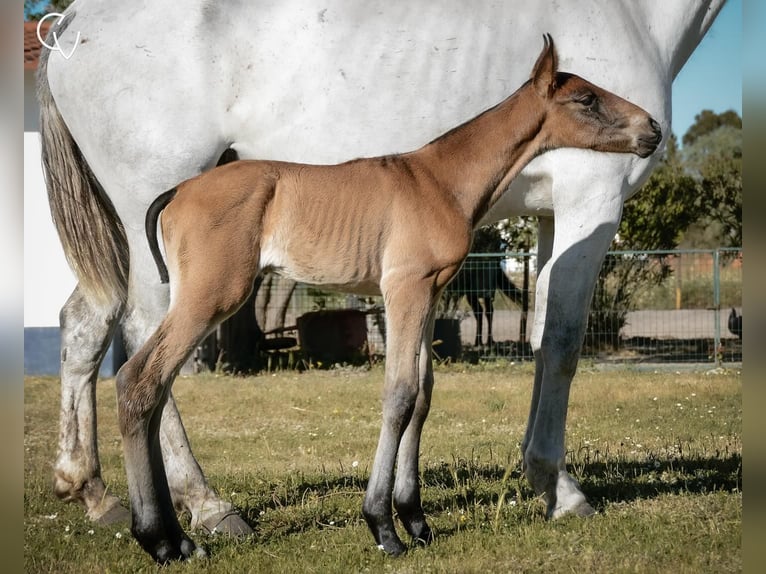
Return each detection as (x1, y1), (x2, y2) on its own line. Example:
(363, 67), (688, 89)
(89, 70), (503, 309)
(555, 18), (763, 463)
(671, 0), (742, 143)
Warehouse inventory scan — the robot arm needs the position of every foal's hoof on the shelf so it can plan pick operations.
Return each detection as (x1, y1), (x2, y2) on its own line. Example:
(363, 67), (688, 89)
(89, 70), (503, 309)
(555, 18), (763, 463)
(376, 537), (408, 557)
(199, 510), (253, 537)
(151, 538), (205, 564)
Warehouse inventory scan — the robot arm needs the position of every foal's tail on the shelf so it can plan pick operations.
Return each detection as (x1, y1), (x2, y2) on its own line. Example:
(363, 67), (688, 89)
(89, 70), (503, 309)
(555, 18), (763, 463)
(37, 20), (129, 306)
(145, 189), (178, 285)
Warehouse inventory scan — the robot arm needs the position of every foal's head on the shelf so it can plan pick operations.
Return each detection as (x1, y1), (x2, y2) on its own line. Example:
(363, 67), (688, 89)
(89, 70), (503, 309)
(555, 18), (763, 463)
(530, 34), (662, 158)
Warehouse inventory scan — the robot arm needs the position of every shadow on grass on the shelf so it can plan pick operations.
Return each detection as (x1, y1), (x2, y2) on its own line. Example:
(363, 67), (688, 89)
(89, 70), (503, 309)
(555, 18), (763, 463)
(577, 452), (742, 511)
(222, 450), (740, 539)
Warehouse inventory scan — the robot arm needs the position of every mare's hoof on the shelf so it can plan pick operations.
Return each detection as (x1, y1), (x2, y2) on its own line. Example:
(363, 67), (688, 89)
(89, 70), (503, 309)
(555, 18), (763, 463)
(549, 499), (597, 520)
(571, 500), (596, 517)
(199, 510), (253, 537)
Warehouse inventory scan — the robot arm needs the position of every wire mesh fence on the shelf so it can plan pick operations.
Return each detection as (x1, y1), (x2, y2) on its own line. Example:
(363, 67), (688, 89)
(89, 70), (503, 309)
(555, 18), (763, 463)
(203, 247), (742, 371)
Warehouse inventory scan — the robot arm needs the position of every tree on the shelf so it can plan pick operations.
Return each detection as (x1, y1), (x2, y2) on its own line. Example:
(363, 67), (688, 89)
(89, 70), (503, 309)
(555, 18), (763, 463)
(681, 123), (742, 248)
(585, 110), (742, 350)
(586, 134), (700, 349)
(682, 108), (742, 147)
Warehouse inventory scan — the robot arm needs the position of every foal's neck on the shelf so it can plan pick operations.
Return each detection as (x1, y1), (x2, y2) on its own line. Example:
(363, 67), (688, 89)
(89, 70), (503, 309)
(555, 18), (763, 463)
(414, 86), (546, 226)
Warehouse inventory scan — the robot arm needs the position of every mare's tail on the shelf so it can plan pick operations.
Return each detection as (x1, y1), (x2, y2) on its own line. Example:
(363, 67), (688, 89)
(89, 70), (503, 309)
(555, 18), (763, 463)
(37, 18), (129, 305)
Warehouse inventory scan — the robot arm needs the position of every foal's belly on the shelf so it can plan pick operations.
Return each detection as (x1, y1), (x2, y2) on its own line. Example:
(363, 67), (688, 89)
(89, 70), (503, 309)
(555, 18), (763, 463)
(259, 240), (384, 297)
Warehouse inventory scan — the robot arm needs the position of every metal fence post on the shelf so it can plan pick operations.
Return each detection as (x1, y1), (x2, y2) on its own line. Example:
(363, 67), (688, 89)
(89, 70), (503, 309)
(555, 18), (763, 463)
(713, 248), (721, 367)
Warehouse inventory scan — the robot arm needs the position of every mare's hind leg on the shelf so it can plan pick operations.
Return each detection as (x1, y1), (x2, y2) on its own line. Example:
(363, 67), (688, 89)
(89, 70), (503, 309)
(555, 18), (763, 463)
(53, 285), (130, 525)
(160, 395), (251, 536)
(393, 308), (436, 545)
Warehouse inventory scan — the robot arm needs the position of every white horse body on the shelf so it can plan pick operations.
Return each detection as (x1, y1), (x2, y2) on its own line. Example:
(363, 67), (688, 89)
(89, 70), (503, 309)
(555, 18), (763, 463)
(41, 0), (724, 539)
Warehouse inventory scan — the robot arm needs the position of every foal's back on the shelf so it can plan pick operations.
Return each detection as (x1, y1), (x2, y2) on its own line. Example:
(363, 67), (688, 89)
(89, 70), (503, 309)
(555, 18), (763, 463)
(161, 156), (468, 294)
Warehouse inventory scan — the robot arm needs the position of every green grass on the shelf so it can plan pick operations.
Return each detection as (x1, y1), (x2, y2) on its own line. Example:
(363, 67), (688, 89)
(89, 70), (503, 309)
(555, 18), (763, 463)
(24, 363), (741, 573)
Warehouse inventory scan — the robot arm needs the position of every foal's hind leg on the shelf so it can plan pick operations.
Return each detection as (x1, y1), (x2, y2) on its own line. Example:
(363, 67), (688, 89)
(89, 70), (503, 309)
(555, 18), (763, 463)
(53, 285), (130, 525)
(118, 271), (257, 563)
(117, 317), (206, 563)
(121, 237), (252, 537)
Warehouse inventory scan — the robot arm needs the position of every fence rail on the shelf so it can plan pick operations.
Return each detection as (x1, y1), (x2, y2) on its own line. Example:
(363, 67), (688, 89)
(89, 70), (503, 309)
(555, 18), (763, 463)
(202, 247), (742, 371)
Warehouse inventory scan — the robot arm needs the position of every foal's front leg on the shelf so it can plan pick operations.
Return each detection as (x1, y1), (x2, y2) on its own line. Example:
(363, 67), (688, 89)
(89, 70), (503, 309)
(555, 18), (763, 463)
(362, 280), (435, 555)
(393, 309), (436, 545)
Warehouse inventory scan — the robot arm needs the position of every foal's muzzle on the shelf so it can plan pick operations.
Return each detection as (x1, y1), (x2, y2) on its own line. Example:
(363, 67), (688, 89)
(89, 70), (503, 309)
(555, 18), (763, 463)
(636, 117), (663, 158)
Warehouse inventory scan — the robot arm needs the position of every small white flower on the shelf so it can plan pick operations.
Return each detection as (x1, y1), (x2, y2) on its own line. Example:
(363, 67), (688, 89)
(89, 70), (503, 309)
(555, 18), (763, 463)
(352, 460), (359, 468)
(87, 529), (94, 535)
(115, 532), (123, 539)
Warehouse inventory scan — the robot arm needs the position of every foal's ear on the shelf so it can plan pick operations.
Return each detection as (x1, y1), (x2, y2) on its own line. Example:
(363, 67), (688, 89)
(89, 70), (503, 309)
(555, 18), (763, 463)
(531, 33), (558, 98)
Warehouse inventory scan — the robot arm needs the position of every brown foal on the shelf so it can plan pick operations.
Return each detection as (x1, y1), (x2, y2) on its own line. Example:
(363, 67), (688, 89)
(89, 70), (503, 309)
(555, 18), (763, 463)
(119, 35), (661, 562)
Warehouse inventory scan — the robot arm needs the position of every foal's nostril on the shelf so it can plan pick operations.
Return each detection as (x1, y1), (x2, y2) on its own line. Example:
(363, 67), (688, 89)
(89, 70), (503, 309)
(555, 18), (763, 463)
(649, 118), (662, 138)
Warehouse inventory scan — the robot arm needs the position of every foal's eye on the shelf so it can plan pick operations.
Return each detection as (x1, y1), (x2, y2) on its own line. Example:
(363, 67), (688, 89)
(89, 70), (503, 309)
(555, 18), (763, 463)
(577, 93), (597, 108)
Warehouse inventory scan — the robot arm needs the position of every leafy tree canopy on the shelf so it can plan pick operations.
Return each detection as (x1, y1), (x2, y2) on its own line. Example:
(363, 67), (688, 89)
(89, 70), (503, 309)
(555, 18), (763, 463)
(681, 108), (742, 148)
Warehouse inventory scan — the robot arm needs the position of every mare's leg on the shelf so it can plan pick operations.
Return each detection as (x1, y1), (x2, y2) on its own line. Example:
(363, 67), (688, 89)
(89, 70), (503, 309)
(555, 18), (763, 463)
(393, 309), (436, 545)
(524, 178), (623, 518)
(160, 395), (251, 535)
(467, 293), (483, 347)
(521, 216), (553, 470)
(53, 285), (130, 525)
(485, 295), (495, 347)
(363, 278), (435, 556)
(120, 230), (252, 537)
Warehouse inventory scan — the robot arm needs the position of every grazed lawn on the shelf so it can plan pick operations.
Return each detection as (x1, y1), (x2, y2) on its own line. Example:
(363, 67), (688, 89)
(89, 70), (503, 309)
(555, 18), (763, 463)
(24, 363), (741, 573)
